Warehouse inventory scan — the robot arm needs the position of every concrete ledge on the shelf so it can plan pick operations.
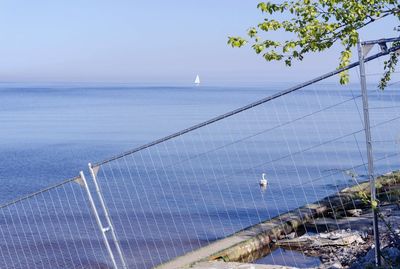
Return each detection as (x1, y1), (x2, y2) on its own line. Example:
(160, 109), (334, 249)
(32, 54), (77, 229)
(191, 261), (297, 269)
(154, 171), (400, 269)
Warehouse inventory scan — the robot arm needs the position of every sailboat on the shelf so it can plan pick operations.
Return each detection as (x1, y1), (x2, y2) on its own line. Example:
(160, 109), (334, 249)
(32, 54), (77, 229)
(194, 74), (200, 86)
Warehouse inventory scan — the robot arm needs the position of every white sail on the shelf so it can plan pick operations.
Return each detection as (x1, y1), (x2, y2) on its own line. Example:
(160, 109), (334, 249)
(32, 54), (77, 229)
(194, 74), (200, 85)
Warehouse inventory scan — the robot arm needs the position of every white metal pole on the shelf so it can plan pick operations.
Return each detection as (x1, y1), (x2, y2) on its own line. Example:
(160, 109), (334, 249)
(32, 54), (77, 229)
(88, 163), (128, 269)
(79, 171), (119, 269)
(357, 39), (381, 266)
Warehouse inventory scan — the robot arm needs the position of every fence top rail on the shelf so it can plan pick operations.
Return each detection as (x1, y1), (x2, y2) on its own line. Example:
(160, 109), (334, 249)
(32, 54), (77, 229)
(361, 36), (400, 45)
(0, 176), (80, 210)
(91, 43), (400, 168)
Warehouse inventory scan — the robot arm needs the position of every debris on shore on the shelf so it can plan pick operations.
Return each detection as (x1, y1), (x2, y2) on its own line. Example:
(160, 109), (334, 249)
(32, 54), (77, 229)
(162, 171), (400, 269)
(274, 202), (400, 268)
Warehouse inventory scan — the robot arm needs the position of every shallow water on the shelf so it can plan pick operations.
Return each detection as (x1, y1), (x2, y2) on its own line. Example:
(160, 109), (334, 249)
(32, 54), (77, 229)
(255, 248), (321, 268)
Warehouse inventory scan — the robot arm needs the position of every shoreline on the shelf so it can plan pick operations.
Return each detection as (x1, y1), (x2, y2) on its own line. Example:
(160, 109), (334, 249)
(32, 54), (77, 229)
(155, 171), (400, 269)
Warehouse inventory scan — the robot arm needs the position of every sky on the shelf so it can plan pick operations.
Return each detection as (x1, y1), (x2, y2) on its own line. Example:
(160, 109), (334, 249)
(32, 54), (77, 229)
(0, 0), (397, 84)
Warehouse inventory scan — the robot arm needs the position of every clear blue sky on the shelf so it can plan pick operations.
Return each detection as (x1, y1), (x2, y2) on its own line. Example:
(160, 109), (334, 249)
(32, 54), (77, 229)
(0, 0), (397, 84)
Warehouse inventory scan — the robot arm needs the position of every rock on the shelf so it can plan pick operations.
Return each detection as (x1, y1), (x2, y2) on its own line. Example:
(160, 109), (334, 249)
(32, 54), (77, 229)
(306, 217), (373, 233)
(285, 232), (296, 239)
(382, 247), (400, 265)
(349, 247), (375, 269)
(346, 209), (362, 217)
(276, 230), (364, 249)
(327, 262), (343, 268)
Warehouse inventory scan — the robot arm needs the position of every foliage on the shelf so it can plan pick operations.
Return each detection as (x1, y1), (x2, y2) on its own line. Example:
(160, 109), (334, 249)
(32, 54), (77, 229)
(379, 41), (400, 90)
(348, 171), (400, 268)
(228, 1), (400, 88)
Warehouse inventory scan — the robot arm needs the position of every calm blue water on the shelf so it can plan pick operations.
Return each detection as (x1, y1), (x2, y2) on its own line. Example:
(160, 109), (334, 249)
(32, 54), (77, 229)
(0, 83), (286, 201)
(0, 83), (399, 268)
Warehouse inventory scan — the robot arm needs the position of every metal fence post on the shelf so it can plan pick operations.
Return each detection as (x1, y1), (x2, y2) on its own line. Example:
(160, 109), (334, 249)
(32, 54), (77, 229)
(357, 38), (381, 266)
(88, 163), (128, 269)
(79, 171), (119, 269)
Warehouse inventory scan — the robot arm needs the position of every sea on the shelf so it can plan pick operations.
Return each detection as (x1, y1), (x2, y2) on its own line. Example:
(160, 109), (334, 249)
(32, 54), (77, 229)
(0, 82), (399, 268)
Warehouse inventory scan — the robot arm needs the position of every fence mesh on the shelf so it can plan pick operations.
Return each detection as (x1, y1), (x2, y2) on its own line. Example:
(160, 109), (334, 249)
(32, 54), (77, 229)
(90, 66), (400, 268)
(1, 47), (399, 269)
(0, 176), (110, 269)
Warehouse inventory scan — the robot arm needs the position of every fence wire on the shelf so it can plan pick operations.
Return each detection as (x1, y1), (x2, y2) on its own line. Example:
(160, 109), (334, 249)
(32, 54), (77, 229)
(0, 47), (399, 269)
(0, 176), (110, 269)
(89, 67), (400, 268)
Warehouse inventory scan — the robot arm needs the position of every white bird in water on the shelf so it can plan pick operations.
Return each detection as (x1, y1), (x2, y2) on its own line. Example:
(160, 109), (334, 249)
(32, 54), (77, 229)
(259, 173), (268, 187)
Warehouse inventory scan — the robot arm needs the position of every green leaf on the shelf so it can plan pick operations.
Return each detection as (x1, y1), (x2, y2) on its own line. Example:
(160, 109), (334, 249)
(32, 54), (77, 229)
(371, 200), (378, 210)
(228, 0), (400, 88)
